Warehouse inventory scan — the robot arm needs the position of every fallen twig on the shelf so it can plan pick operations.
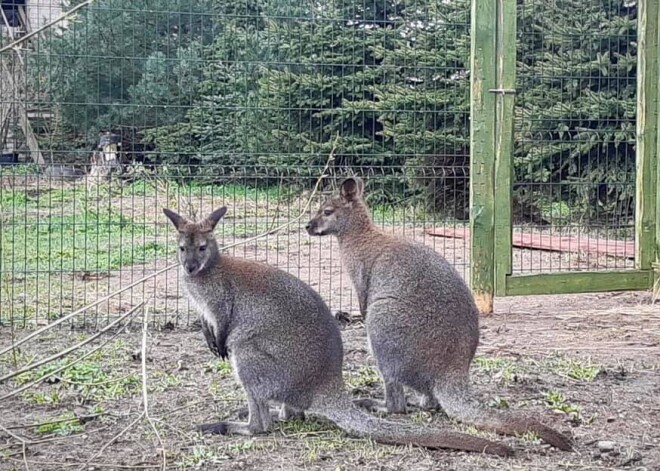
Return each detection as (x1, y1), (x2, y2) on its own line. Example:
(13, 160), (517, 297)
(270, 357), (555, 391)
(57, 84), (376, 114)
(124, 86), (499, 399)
(0, 310), (141, 401)
(0, 302), (145, 384)
(75, 412), (146, 471)
(140, 304), (166, 471)
(0, 423), (30, 470)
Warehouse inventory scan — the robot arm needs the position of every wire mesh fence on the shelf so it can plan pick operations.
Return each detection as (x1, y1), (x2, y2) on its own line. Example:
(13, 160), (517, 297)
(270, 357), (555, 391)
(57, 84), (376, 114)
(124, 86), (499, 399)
(0, 164), (470, 328)
(0, 0), (644, 328)
(512, 0), (638, 274)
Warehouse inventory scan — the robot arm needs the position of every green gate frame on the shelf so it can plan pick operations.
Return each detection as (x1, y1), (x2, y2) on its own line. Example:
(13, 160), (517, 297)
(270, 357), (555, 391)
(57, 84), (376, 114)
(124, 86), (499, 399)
(469, 0), (660, 313)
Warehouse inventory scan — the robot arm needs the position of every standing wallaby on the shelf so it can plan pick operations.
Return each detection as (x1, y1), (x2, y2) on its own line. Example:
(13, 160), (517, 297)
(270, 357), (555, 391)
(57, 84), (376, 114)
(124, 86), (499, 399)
(305, 178), (573, 451)
(163, 206), (514, 456)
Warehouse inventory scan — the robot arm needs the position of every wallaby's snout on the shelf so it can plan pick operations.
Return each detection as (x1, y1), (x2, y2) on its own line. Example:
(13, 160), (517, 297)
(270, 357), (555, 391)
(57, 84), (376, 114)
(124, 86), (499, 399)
(183, 259), (200, 276)
(305, 219), (317, 235)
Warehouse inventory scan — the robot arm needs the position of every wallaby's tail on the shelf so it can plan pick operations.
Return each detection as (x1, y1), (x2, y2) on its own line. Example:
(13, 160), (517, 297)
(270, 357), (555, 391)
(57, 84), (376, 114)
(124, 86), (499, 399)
(434, 383), (573, 451)
(311, 392), (513, 457)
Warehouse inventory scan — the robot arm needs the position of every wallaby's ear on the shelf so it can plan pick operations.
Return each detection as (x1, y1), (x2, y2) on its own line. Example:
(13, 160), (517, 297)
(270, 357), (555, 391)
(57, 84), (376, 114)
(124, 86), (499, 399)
(340, 177), (364, 202)
(163, 208), (186, 231)
(203, 206), (228, 232)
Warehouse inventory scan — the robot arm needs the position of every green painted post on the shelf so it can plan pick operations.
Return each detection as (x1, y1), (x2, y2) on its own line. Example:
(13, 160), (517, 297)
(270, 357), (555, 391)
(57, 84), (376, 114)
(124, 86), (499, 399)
(493, 0), (516, 296)
(636, 0), (659, 273)
(470, 0), (497, 314)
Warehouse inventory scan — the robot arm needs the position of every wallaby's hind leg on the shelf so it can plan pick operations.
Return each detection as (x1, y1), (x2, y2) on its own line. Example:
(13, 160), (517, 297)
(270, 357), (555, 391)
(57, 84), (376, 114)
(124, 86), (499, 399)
(198, 395), (272, 436)
(384, 381), (407, 413)
(353, 381), (407, 414)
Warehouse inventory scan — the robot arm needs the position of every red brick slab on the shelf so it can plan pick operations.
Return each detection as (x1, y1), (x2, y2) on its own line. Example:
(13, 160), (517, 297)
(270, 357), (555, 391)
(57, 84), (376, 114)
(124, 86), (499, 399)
(426, 227), (635, 259)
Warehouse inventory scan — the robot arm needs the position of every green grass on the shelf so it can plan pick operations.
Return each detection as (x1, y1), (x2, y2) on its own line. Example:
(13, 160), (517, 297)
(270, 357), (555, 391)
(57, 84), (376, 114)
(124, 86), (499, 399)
(205, 359), (233, 378)
(17, 359), (140, 403)
(1, 209), (168, 273)
(473, 354), (602, 384)
(34, 412), (84, 436)
(344, 366), (381, 390)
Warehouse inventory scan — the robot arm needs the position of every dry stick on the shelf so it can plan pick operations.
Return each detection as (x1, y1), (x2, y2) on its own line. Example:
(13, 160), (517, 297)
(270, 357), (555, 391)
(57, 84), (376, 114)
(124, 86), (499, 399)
(75, 412), (146, 471)
(6, 458), (159, 470)
(6, 413), (107, 431)
(0, 0), (98, 54)
(0, 423), (29, 471)
(140, 304), (166, 471)
(52, 373), (134, 388)
(0, 311), (140, 401)
(0, 275), (164, 357)
(0, 150), (337, 358)
(0, 302), (146, 384)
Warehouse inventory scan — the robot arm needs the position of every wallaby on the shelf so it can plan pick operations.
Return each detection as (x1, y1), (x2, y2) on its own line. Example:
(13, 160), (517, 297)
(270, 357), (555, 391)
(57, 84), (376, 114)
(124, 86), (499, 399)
(163, 206), (514, 456)
(305, 177), (573, 451)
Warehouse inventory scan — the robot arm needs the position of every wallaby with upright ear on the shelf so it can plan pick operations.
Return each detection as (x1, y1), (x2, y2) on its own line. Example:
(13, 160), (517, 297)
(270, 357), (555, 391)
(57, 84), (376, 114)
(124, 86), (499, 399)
(163, 206), (513, 456)
(306, 178), (573, 451)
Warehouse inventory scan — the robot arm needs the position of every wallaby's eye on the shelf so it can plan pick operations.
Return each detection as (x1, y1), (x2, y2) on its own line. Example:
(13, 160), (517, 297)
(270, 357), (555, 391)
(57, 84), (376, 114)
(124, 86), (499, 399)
(323, 208), (334, 216)
(179, 246), (185, 252)
(199, 245), (207, 252)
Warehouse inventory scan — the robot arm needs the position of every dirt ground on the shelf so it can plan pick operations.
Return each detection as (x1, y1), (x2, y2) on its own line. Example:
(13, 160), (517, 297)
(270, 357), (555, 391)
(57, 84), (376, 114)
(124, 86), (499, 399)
(1, 289), (659, 471)
(1, 179), (659, 470)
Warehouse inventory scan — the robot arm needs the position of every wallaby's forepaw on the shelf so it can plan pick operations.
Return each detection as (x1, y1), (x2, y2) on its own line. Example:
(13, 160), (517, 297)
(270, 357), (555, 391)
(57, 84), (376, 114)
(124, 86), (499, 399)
(197, 422), (230, 435)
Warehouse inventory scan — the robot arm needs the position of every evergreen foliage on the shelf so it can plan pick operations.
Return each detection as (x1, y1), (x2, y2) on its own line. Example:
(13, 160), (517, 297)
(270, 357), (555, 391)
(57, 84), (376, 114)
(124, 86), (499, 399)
(30, 0), (638, 222)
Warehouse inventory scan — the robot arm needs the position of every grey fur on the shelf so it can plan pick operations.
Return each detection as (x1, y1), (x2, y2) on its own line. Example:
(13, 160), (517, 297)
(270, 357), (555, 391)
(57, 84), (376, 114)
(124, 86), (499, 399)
(164, 206), (513, 456)
(306, 177), (573, 451)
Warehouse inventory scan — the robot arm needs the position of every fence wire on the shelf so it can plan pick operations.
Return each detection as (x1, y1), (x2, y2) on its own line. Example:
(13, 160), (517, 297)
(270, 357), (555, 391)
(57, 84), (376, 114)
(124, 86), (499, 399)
(0, 0), (641, 328)
(513, 0), (638, 274)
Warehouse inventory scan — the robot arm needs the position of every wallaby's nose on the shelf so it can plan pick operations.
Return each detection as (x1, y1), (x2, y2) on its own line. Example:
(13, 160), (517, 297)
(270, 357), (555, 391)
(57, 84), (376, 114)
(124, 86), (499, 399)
(184, 261), (199, 275)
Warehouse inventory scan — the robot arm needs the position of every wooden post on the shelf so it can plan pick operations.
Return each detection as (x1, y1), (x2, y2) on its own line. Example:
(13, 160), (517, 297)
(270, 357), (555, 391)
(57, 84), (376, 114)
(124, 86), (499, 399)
(493, 0), (516, 296)
(636, 0), (659, 272)
(470, 0), (497, 314)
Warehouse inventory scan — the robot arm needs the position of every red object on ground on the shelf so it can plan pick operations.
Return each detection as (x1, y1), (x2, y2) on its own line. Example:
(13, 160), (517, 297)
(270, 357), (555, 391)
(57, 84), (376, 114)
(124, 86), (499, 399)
(426, 227), (634, 260)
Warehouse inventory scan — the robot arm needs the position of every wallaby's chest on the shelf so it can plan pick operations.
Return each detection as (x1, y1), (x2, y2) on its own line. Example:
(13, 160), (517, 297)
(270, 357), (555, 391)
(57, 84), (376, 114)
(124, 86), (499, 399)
(182, 279), (229, 331)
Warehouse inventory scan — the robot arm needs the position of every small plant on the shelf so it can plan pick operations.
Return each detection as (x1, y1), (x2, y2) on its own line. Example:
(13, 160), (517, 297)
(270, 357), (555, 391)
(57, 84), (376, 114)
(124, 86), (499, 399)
(150, 372), (181, 393)
(554, 357), (601, 381)
(27, 391), (63, 405)
(344, 366), (380, 389)
(204, 360), (233, 378)
(487, 396), (510, 409)
(544, 390), (581, 420)
(35, 412), (84, 436)
(519, 430), (541, 444)
(176, 445), (226, 468)
(410, 410), (432, 424)
(473, 356), (522, 384)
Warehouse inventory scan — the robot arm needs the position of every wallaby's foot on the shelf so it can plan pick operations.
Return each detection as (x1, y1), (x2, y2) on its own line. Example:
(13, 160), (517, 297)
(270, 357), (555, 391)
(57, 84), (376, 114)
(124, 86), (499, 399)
(197, 421), (257, 436)
(354, 397), (426, 414)
(279, 404), (305, 421)
(233, 404), (304, 422)
(353, 397), (390, 414)
(418, 393), (440, 411)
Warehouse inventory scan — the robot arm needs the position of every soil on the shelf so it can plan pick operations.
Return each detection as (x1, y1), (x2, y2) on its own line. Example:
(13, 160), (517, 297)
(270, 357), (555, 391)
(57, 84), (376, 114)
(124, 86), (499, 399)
(1, 290), (659, 471)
